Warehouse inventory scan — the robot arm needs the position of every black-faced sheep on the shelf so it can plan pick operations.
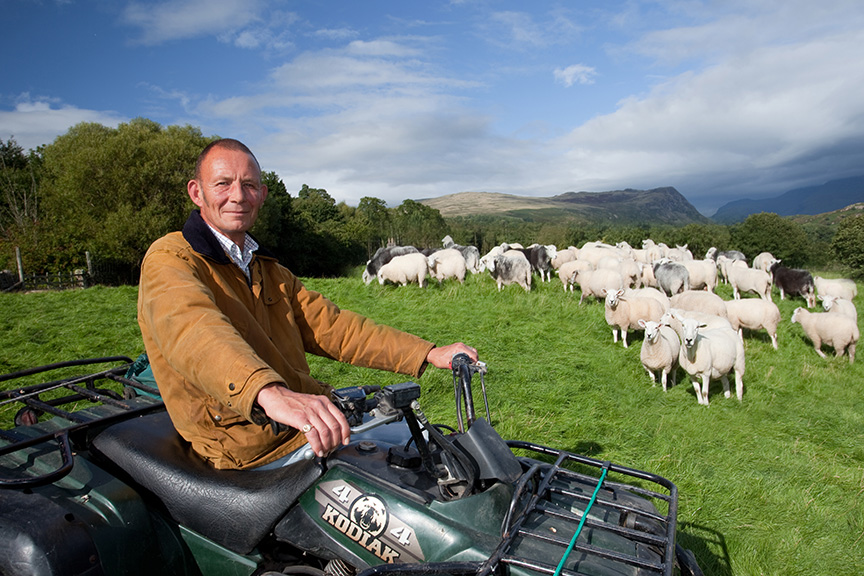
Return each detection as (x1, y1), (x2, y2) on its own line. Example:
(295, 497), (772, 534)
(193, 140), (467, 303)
(770, 263), (816, 308)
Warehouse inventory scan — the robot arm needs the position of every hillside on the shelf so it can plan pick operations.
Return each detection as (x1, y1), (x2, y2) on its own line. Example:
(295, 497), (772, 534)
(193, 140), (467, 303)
(712, 175), (864, 223)
(419, 187), (709, 226)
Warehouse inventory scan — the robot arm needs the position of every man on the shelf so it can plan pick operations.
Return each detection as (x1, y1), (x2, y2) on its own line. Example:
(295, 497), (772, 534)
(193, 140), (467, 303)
(138, 139), (477, 470)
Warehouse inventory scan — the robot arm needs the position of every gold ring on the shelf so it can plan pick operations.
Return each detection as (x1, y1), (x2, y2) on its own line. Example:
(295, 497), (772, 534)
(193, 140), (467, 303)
(301, 424), (312, 434)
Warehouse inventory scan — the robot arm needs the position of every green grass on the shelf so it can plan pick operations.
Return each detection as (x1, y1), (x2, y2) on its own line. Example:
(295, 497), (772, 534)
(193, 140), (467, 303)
(1, 273), (863, 575)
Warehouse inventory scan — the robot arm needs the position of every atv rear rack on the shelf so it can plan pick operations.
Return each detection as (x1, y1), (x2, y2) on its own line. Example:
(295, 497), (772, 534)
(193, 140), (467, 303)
(360, 440), (678, 576)
(0, 357), (164, 488)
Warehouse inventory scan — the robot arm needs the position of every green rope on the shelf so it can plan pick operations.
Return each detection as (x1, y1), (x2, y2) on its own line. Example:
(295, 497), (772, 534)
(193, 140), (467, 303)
(552, 462), (610, 576)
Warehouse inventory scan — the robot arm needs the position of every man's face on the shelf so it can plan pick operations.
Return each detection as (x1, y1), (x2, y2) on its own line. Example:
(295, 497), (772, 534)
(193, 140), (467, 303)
(187, 147), (268, 247)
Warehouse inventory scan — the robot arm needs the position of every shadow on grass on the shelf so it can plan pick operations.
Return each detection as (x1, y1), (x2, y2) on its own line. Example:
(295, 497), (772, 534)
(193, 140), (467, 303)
(678, 521), (732, 576)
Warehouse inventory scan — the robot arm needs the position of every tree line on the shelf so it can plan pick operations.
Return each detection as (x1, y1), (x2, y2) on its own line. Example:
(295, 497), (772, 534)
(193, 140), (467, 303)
(2, 118), (863, 283)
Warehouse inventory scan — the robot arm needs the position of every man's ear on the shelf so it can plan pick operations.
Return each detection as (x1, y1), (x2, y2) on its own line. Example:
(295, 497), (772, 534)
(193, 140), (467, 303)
(188, 179), (204, 208)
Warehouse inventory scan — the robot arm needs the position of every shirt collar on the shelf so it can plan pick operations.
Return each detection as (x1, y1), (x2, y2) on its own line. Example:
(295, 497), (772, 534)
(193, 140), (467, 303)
(204, 222), (258, 279)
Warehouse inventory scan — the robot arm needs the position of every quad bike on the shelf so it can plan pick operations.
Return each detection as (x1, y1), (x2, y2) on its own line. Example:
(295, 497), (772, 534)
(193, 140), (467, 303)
(0, 354), (703, 576)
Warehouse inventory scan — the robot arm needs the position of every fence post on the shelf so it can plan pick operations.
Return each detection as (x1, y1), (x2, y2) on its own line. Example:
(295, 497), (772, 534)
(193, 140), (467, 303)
(85, 251), (93, 276)
(15, 247), (24, 282)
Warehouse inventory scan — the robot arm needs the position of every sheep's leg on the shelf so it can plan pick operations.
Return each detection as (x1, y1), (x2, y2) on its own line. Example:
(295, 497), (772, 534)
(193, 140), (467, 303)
(701, 376), (711, 405)
(770, 331), (778, 350)
(612, 329), (619, 344)
(735, 371), (744, 401)
(660, 369), (667, 391)
(813, 336), (826, 358)
(721, 374), (731, 398)
(645, 367), (656, 386)
(849, 343), (856, 364)
(622, 329), (629, 348)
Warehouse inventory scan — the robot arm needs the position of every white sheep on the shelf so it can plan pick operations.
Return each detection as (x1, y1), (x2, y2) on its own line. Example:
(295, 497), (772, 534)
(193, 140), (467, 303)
(575, 268), (625, 304)
(603, 288), (664, 348)
(426, 248), (466, 284)
(791, 307), (859, 363)
(680, 259), (718, 292)
(557, 259), (592, 292)
(637, 319), (680, 391)
(550, 246), (579, 269)
(669, 290), (728, 318)
(752, 252), (780, 273)
(626, 287), (671, 312)
(726, 266), (772, 300)
(813, 276), (857, 302)
(820, 294), (858, 323)
(377, 253), (428, 287)
(661, 308), (733, 339)
(676, 314), (746, 405)
(724, 298), (782, 350)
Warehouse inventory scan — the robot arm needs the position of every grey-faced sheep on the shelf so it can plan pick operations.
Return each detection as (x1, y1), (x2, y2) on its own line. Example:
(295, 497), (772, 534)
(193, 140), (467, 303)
(724, 298), (782, 350)
(813, 276), (857, 302)
(654, 261), (690, 296)
(676, 314), (746, 405)
(770, 263), (816, 308)
(638, 319), (680, 391)
(820, 294), (858, 323)
(426, 248), (467, 284)
(603, 288), (664, 348)
(670, 290), (728, 318)
(726, 266), (772, 301)
(487, 251), (532, 292)
(377, 252), (428, 287)
(791, 307), (858, 363)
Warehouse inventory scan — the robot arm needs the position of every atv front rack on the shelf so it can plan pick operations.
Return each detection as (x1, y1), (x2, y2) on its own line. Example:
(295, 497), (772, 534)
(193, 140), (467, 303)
(0, 357), (164, 488)
(360, 440), (679, 576)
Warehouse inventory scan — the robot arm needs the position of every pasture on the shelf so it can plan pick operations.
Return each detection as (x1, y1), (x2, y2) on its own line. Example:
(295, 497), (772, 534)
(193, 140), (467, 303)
(0, 272), (862, 575)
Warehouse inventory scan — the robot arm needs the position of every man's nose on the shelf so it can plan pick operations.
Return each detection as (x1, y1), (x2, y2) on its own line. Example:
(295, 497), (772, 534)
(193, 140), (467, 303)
(227, 181), (246, 202)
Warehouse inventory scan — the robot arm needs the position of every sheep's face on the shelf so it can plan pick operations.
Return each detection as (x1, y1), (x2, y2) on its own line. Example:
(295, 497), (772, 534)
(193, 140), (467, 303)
(642, 320), (661, 342)
(604, 290), (621, 309)
(791, 307), (804, 324)
(821, 296), (836, 312)
(680, 318), (703, 349)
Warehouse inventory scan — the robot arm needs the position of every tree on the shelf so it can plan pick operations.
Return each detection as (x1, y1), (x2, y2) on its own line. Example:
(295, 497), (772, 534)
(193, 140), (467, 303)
(831, 214), (864, 276)
(36, 119), (211, 276)
(0, 138), (42, 269)
(390, 199), (449, 249)
(731, 212), (810, 266)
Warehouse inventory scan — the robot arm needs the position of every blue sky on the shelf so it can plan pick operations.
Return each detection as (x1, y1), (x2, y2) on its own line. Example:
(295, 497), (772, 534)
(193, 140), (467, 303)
(3, 0), (864, 216)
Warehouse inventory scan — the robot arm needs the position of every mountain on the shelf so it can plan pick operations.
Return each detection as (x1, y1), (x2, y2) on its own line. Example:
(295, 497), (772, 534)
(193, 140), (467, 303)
(419, 187), (710, 226)
(711, 175), (864, 223)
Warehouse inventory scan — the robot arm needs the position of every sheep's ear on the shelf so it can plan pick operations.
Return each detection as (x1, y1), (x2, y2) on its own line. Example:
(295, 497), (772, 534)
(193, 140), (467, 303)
(818, 295), (824, 301)
(601, 288), (608, 296)
(699, 323), (708, 329)
(638, 319), (647, 328)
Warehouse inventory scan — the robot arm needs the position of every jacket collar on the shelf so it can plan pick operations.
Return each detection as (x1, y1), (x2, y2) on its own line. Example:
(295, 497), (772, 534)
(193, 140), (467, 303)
(182, 210), (277, 263)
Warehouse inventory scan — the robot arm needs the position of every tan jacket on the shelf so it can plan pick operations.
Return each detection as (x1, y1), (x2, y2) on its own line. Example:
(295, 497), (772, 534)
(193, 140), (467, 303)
(138, 211), (435, 469)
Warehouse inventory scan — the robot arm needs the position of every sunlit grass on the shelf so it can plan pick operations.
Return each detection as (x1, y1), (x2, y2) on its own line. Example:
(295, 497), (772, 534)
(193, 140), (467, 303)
(1, 273), (862, 575)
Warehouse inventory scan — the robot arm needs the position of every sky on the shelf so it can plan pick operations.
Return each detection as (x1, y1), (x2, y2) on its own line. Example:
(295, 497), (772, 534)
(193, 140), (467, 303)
(3, 0), (864, 216)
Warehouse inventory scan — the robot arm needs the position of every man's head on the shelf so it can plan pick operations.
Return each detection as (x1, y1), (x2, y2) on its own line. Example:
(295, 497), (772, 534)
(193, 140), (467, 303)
(188, 139), (268, 248)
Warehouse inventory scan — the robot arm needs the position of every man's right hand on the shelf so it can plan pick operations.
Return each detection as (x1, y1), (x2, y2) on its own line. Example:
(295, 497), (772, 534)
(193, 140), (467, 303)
(256, 384), (351, 457)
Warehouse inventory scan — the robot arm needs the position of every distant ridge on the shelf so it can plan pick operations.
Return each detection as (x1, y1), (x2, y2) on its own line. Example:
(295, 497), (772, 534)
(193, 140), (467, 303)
(712, 175), (864, 223)
(419, 187), (709, 226)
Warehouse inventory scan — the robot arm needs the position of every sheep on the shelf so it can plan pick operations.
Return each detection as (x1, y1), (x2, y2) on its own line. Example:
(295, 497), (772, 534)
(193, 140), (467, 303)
(602, 288), (664, 348)
(557, 259), (592, 292)
(724, 299), (782, 350)
(363, 245), (420, 284)
(626, 287), (671, 312)
(716, 255), (748, 285)
(638, 319), (680, 391)
(653, 261), (690, 296)
(680, 259), (718, 292)
(441, 236), (481, 274)
(575, 268), (625, 304)
(813, 276), (857, 302)
(752, 252), (780, 273)
(551, 246), (579, 269)
(770, 263), (816, 308)
(705, 246), (746, 263)
(641, 239), (664, 263)
(726, 266), (772, 300)
(662, 308), (733, 338)
(676, 314), (746, 405)
(487, 251), (532, 292)
(670, 290), (728, 318)
(377, 252), (428, 287)
(820, 294), (858, 323)
(666, 244), (693, 261)
(426, 248), (467, 284)
(791, 307), (859, 363)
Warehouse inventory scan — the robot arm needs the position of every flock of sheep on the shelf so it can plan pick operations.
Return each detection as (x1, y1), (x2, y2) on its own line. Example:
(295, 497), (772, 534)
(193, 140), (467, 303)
(363, 237), (860, 405)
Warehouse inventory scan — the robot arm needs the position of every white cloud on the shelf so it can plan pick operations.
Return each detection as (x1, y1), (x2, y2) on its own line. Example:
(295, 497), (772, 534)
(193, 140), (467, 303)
(553, 64), (597, 87)
(0, 97), (126, 151)
(122, 0), (265, 45)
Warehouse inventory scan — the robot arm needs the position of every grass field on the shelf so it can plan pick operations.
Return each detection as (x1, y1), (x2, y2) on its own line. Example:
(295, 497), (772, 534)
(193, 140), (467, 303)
(1, 272), (862, 575)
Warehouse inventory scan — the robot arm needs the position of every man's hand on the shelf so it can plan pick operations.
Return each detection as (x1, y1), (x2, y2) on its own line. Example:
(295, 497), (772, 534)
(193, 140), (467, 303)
(256, 384), (351, 457)
(426, 343), (479, 369)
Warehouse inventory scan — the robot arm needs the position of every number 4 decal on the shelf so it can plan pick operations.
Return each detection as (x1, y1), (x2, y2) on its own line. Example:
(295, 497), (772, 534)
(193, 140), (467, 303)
(333, 484), (352, 503)
(390, 526), (413, 546)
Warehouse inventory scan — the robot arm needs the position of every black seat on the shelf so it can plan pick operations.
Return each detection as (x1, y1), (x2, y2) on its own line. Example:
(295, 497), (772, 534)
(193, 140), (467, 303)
(90, 410), (322, 555)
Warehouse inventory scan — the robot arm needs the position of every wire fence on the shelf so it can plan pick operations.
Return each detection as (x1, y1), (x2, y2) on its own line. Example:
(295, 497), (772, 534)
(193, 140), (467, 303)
(2, 249), (140, 292)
